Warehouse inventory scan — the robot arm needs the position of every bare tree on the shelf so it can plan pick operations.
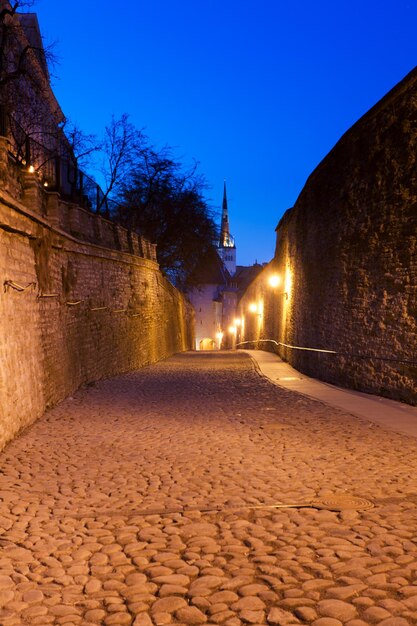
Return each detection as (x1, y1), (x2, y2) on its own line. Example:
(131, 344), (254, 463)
(63, 119), (100, 170)
(98, 113), (146, 212)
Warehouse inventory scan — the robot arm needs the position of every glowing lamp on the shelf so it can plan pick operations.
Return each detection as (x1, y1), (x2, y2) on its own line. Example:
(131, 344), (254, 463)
(28, 165), (35, 173)
(268, 274), (281, 288)
(248, 303), (258, 313)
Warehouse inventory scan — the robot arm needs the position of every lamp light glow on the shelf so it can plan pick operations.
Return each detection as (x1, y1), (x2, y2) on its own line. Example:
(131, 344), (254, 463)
(268, 274), (281, 288)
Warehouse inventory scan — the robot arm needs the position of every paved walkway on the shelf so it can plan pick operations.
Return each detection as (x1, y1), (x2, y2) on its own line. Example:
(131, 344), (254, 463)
(243, 349), (417, 438)
(0, 351), (417, 626)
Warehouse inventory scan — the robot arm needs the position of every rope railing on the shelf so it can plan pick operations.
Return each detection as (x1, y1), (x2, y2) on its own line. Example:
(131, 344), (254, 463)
(4, 280), (36, 292)
(3, 282), (146, 318)
(237, 339), (338, 354)
(236, 339), (417, 366)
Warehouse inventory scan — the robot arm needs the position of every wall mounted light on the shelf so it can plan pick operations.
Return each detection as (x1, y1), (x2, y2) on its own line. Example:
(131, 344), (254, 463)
(28, 165), (35, 173)
(268, 274), (281, 288)
(268, 273), (288, 298)
(248, 302), (264, 318)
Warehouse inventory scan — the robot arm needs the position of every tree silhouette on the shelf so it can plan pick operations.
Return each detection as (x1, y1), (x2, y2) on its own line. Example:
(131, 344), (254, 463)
(115, 141), (218, 287)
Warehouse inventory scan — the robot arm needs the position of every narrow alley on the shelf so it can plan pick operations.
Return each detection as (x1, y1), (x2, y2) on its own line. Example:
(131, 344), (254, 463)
(0, 352), (416, 626)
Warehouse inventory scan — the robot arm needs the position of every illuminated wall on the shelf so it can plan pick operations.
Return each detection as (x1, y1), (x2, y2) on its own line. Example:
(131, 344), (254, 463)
(239, 68), (417, 405)
(0, 153), (194, 452)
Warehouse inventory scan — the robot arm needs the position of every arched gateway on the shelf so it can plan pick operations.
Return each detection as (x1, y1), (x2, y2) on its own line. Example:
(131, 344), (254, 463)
(199, 338), (216, 350)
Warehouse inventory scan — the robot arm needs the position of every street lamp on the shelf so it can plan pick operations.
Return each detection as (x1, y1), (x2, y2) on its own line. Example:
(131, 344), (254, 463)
(268, 273), (288, 299)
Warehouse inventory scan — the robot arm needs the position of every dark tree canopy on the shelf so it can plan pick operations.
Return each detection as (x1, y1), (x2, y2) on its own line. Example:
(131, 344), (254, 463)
(114, 139), (218, 288)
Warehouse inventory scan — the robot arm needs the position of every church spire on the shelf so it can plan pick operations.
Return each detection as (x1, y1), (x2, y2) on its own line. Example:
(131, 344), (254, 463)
(219, 180), (234, 248)
(222, 180), (228, 214)
(217, 180), (236, 276)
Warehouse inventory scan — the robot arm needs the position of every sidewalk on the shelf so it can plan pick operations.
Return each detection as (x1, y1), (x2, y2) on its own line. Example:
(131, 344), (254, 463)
(243, 348), (417, 438)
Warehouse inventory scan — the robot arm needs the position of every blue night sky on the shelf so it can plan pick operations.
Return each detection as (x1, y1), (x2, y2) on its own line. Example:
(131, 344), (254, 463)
(33, 0), (416, 267)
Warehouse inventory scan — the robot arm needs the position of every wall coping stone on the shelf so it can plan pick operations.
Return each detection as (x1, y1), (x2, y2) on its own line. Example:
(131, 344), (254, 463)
(0, 187), (159, 271)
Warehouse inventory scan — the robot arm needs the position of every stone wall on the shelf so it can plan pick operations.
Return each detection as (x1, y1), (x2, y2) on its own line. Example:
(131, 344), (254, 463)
(238, 68), (417, 405)
(0, 145), (194, 452)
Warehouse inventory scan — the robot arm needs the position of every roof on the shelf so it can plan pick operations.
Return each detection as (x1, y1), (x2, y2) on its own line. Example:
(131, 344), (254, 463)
(187, 246), (231, 285)
(233, 264), (264, 293)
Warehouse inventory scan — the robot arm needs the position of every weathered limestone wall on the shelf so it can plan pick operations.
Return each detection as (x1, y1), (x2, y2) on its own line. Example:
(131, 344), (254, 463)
(239, 68), (417, 405)
(0, 177), (194, 452)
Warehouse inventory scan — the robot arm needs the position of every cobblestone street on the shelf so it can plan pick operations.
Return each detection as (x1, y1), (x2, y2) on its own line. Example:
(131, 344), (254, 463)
(1, 351), (417, 626)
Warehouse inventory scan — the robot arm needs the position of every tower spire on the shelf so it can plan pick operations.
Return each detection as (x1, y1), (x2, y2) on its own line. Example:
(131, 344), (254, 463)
(220, 180), (230, 246)
(217, 180), (236, 275)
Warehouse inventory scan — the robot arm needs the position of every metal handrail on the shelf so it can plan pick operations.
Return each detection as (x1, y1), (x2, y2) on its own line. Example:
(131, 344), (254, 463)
(6, 112), (121, 216)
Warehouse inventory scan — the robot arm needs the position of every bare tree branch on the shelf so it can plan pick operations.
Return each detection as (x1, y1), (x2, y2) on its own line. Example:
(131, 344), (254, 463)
(63, 119), (101, 169)
(98, 113), (146, 211)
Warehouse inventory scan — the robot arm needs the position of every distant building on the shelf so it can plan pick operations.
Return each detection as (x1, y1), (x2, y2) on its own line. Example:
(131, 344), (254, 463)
(217, 182), (236, 276)
(186, 183), (264, 350)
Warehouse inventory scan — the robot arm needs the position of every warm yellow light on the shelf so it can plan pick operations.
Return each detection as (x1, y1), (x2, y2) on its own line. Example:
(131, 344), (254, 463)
(248, 303), (258, 313)
(284, 267), (293, 299)
(216, 331), (223, 341)
(234, 318), (242, 326)
(268, 274), (281, 288)
(28, 165), (35, 173)
(228, 325), (237, 334)
(43, 181), (49, 187)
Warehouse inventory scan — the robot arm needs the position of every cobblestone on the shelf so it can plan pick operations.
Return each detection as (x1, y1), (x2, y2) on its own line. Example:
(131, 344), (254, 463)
(1, 351), (417, 624)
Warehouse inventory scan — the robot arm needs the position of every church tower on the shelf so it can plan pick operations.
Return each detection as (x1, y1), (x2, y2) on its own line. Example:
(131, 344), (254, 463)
(217, 181), (236, 276)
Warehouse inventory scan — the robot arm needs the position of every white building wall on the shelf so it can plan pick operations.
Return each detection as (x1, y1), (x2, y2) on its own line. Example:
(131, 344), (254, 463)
(187, 284), (223, 350)
(218, 246), (236, 276)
